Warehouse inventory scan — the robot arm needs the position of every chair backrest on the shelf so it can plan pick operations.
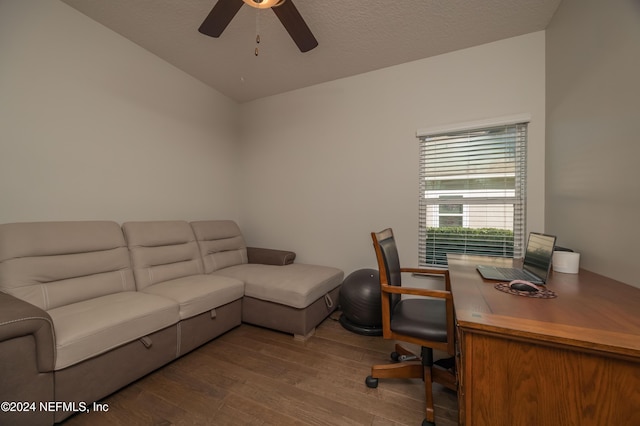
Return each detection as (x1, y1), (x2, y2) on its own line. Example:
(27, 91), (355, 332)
(0, 221), (135, 310)
(190, 220), (248, 273)
(122, 221), (204, 290)
(371, 228), (402, 311)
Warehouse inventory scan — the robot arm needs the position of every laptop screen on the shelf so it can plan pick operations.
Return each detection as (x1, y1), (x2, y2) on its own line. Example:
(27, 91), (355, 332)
(523, 232), (557, 282)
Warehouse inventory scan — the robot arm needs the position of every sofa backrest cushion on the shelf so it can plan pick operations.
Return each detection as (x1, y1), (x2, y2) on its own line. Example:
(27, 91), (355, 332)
(123, 221), (204, 290)
(0, 221), (135, 311)
(190, 220), (248, 274)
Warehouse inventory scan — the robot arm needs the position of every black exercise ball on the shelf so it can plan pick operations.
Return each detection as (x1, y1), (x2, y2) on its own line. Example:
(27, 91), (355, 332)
(339, 268), (382, 336)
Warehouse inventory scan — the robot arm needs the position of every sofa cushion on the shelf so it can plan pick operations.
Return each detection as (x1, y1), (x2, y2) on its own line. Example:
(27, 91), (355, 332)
(142, 274), (244, 320)
(213, 264), (344, 309)
(0, 221), (135, 310)
(123, 221), (204, 291)
(190, 220), (248, 273)
(48, 291), (179, 370)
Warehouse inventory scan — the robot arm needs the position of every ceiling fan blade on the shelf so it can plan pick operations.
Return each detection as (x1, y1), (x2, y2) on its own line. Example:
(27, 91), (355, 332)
(198, 0), (244, 38)
(272, 0), (318, 52)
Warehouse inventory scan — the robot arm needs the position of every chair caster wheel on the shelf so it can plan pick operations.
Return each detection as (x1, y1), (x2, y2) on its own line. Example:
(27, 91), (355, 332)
(421, 419), (435, 426)
(365, 376), (378, 388)
(390, 351), (400, 362)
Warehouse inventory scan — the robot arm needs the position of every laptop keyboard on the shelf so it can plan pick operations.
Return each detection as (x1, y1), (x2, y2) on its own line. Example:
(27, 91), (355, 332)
(496, 267), (533, 281)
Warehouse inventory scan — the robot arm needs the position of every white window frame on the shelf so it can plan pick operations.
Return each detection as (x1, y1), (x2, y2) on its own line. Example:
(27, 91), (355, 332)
(417, 115), (530, 266)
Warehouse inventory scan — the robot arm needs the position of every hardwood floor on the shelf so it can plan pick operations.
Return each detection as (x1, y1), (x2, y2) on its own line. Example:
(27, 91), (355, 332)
(62, 315), (458, 425)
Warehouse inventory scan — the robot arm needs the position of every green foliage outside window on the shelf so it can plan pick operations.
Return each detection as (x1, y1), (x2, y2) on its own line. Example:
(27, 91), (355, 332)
(425, 227), (514, 266)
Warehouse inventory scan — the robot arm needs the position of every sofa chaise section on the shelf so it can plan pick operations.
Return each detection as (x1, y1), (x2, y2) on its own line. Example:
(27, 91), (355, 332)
(190, 220), (343, 339)
(122, 220), (244, 355)
(0, 221), (180, 424)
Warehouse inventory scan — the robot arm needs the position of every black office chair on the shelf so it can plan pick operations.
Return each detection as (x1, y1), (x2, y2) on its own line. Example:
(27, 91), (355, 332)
(366, 228), (457, 426)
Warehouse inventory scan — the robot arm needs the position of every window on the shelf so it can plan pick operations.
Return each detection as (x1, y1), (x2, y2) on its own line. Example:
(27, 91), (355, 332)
(418, 118), (528, 266)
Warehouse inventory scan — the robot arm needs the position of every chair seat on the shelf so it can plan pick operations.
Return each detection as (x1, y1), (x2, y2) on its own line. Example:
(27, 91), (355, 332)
(390, 298), (448, 342)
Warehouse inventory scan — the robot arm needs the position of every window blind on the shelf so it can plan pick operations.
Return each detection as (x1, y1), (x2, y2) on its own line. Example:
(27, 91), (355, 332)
(418, 123), (527, 266)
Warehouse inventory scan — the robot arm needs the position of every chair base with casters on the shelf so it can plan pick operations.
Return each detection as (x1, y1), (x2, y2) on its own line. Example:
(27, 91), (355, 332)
(365, 344), (456, 426)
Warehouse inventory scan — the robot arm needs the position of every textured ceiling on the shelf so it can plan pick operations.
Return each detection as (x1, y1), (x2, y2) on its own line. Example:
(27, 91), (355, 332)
(60, 0), (562, 103)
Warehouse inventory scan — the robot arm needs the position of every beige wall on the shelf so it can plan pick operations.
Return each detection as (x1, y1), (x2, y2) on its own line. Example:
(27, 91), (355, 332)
(0, 0), (240, 224)
(238, 32), (547, 274)
(546, 0), (640, 287)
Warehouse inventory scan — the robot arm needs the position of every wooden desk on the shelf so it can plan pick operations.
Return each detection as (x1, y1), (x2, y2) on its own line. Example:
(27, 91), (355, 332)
(448, 254), (640, 426)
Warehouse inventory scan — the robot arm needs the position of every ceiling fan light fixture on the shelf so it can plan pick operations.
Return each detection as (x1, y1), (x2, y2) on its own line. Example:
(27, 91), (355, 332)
(200, 0), (317, 52)
(242, 0), (285, 9)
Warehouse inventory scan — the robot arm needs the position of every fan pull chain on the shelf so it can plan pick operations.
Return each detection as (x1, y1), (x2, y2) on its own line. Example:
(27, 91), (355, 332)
(255, 9), (260, 56)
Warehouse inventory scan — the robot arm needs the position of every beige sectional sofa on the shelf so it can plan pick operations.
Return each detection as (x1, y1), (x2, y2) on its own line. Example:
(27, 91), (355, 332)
(0, 220), (343, 426)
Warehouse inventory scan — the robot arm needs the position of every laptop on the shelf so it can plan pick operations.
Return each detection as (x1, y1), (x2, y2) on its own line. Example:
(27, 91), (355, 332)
(476, 232), (557, 284)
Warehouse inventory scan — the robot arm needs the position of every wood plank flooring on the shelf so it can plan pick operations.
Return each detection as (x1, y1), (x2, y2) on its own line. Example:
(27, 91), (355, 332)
(62, 315), (458, 425)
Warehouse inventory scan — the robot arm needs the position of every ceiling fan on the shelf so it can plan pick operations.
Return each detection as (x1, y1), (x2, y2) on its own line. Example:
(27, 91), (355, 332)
(199, 0), (318, 53)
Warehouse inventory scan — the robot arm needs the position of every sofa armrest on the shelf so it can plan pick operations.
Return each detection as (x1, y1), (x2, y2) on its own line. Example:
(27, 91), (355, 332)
(247, 247), (296, 266)
(0, 292), (55, 372)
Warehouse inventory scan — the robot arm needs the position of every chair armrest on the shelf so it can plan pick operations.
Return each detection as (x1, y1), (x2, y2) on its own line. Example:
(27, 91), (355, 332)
(247, 247), (296, 266)
(0, 292), (55, 372)
(401, 267), (448, 275)
(381, 284), (452, 300)
(401, 267), (451, 291)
